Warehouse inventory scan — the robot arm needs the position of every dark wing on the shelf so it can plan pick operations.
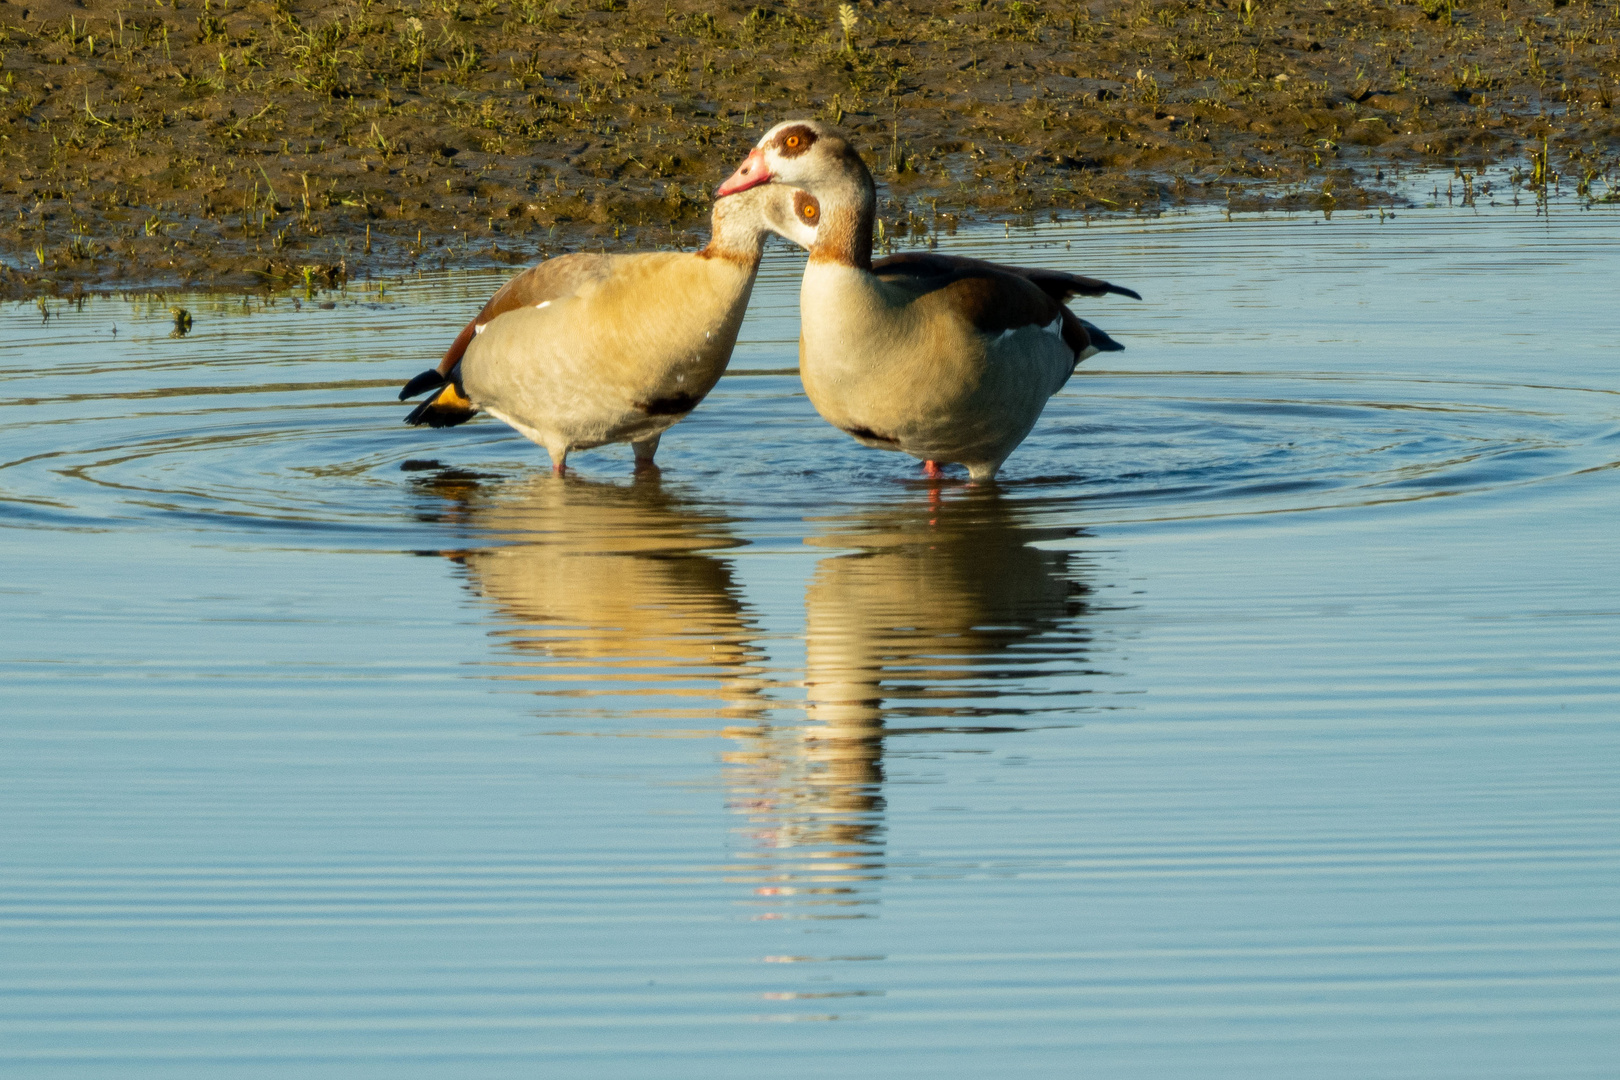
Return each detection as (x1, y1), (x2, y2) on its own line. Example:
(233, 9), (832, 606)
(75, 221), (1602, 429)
(1067, 313), (1124, 354)
(400, 253), (615, 402)
(872, 254), (1087, 359)
(873, 251), (1140, 302)
(874, 251), (1135, 365)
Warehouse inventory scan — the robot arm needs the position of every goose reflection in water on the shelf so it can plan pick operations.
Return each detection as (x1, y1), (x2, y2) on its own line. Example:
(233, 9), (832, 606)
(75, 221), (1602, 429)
(408, 467), (770, 725)
(726, 490), (1098, 923)
(408, 470), (1101, 927)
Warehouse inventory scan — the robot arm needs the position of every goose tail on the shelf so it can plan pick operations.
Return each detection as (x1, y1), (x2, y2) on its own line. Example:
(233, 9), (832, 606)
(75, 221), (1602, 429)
(1079, 319), (1125, 353)
(403, 368), (478, 428)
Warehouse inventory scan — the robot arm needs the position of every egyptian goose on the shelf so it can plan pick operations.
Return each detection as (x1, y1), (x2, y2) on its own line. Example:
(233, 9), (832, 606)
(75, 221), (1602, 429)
(717, 120), (1140, 481)
(399, 182), (804, 474)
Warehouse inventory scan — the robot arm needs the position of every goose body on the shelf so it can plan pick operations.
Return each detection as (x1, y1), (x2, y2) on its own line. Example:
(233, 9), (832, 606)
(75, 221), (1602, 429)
(399, 183), (802, 473)
(719, 121), (1139, 481)
(799, 259), (1087, 471)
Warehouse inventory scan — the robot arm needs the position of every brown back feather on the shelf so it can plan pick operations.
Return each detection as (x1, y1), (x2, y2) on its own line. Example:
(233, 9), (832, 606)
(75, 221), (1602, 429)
(435, 253), (616, 376)
(872, 255), (1063, 337)
(871, 252), (1134, 368)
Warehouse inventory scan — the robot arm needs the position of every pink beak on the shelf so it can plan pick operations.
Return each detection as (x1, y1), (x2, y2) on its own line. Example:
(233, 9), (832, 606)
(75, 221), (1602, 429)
(716, 148), (771, 198)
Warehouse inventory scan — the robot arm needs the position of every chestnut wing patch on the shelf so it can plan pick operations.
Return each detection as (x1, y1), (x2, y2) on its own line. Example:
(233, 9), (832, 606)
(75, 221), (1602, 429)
(875, 257), (1063, 339)
(873, 252), (1136, 361)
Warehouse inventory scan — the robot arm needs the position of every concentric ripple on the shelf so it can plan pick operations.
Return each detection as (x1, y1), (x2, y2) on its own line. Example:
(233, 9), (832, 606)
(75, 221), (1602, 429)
(2, 364), (1614, 543)
(6, 195), (1618, 544)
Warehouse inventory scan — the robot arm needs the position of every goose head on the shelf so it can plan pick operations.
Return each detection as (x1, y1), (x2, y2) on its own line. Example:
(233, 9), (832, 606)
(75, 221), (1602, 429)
(718, 121), (875, 267)
(717, 120), (874, 201)
(706, 178), (820, 259)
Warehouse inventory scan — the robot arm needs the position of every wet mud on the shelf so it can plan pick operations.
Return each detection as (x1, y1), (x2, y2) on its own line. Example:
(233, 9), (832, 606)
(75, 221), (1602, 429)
(2, 0), (1618, 296)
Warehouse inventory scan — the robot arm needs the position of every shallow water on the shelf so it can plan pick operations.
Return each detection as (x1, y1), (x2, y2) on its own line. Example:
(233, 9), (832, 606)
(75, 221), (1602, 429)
(3, 191), (1619, 1077)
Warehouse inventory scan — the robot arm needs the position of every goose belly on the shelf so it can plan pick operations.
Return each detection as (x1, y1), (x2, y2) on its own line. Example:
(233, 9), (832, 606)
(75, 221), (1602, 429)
(462, 289), (744, 450)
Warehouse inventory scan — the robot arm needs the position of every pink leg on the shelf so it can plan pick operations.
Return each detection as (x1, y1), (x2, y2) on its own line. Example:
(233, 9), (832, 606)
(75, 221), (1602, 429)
(922, 460), (943, 479)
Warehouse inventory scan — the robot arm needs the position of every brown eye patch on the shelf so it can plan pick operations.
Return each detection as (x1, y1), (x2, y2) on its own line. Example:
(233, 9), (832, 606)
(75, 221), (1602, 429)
(775, 124), (818, 158)
(792, 190), (820, 224)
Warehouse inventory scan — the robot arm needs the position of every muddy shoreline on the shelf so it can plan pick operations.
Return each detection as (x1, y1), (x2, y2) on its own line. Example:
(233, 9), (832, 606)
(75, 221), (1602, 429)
(2, 0), (1616, 297)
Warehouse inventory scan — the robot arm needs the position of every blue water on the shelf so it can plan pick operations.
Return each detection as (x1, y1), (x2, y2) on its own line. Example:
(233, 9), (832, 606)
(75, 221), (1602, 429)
(3, 189), (1618, 1076)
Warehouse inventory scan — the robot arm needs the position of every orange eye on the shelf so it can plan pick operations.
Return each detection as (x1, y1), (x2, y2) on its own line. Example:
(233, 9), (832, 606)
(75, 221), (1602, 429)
(801, 204), (818, 221)
(785, 135), (801, 148)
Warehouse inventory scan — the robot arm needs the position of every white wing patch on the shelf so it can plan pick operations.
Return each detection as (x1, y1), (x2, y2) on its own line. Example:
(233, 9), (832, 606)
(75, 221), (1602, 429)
(478, 300), (550, 337)
(995, 316), (1065, 344)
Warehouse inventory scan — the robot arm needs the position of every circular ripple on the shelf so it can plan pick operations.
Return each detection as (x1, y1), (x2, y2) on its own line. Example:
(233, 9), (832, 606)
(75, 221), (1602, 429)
(3, 371), (1616, 545)
(1013, 371), (1620, 525)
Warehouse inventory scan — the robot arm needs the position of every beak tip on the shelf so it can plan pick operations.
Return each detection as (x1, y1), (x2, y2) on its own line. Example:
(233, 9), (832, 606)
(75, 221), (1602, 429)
(715, 148), (772, 199)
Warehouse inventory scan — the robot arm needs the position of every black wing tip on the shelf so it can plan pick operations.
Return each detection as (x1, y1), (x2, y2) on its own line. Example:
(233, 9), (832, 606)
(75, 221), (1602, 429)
(404, 397), (477, 428)
(1081, 320), (1127, 352)
(1074, 279), (1141, 301)
(1035, 269), (1141, 301)
(399, 369), (447, 401)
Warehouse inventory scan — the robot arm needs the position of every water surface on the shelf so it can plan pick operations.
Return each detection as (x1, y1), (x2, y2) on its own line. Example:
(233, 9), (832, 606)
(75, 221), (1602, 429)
(3, 190), (1618, 1077)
